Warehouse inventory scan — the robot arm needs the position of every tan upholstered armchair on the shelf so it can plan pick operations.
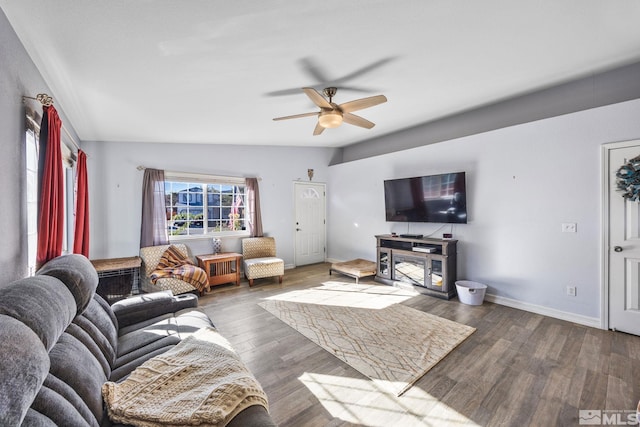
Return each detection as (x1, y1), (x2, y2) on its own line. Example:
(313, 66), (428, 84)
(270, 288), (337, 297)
(139, 244), (199, 295)
(242, 237), (284, 287)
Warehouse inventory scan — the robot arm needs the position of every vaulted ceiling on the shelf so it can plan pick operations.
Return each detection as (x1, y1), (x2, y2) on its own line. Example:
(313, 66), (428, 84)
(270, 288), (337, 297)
(3, 1), (640, 148)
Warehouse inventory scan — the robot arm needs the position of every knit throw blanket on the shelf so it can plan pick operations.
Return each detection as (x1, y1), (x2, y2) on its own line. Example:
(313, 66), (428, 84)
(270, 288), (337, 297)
(102, 327), (269, 427)
(150, 245), (209, 293)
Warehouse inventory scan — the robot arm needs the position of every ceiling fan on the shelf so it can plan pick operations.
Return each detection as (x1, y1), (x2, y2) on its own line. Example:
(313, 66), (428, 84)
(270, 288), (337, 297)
(273, 87), (387, 135)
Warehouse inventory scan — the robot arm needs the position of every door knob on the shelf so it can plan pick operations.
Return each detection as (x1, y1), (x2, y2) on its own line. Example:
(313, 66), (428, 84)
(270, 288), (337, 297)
(296, 228), (301, 231)
(614, 246), (623, 252)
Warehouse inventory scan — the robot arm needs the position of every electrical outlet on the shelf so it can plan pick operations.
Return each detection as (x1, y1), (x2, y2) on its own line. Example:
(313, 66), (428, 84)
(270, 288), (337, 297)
(562, 223), (577, 233)
(566, 286), (576, 297)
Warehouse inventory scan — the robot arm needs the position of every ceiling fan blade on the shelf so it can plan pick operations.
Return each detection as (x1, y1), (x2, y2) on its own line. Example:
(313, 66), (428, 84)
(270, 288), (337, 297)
(339, 95), (387, 113)
(326, 85), (377, 94)
(265, 87), (309, 97)
(343, 113), (375, 129)
(273, 112), (318, 121)
(266, 57), (395, 97)
(336, 57), (396, 84)
(302, 87), (333, 109)
(300, 57), (333, 84)
(266, 85), (373, 97)
(313, 122), (325, 136)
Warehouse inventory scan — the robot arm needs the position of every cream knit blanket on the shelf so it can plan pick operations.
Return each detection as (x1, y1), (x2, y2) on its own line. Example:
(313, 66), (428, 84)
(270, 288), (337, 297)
(102, 327), (268, 427)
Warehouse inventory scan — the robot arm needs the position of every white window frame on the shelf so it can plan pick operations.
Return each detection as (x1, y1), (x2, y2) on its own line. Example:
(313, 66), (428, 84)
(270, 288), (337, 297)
(164, 172), (249, 240)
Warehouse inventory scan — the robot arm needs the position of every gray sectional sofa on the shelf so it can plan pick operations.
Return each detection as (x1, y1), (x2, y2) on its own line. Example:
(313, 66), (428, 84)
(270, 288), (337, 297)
(0, 254), (275, 426)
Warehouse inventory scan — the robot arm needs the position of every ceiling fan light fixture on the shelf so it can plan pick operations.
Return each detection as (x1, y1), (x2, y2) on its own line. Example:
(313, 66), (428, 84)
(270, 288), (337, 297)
(318, 110), (343, 128)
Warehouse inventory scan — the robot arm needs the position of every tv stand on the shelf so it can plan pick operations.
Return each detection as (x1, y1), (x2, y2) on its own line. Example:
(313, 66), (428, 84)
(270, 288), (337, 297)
(375, 234), (457, 299)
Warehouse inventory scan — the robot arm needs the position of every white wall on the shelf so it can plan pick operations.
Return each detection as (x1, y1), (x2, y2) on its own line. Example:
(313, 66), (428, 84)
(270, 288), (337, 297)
(83, 140), (335, 267)
(86, 99), (640, 322)
(328, 98), (640, 321)
(0, 7), (79, 284)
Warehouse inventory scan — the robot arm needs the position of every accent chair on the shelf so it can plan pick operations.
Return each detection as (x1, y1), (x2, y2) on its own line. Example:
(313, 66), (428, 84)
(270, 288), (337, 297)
(242, 237), (284, 287)
(139, 243), (199, 295)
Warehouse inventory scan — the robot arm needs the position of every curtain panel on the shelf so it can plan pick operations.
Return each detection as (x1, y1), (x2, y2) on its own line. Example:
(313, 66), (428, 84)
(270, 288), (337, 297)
(245, 177), (263, 237)
(36, 105), (64, 269)
(73, 149), (89, 257)
(140, 168), (169, 248)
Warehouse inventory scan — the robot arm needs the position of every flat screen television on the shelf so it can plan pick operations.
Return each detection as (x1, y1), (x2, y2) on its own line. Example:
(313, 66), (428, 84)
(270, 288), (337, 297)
(384, 172), (467, 224)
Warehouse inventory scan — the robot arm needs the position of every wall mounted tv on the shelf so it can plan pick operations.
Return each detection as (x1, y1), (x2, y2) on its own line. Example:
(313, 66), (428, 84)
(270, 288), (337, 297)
(384, 172), (467, 224)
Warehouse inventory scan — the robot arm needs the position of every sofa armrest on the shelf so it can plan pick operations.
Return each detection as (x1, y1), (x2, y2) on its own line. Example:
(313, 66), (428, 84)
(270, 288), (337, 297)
(111, 291), (199, 328)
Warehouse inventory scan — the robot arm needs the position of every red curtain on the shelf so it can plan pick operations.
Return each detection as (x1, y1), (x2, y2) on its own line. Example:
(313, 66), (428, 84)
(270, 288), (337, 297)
(36, 105), (64, 269)
(73, 149), (89, 257)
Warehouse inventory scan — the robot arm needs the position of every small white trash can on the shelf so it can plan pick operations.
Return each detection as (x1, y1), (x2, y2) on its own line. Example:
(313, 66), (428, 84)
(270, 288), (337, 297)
(455, 280), (487, 305)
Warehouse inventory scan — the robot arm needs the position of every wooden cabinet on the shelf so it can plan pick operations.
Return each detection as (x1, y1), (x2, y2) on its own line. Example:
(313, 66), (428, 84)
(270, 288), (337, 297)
(375, 235), (457, 299)
(196, 253), (242, 287)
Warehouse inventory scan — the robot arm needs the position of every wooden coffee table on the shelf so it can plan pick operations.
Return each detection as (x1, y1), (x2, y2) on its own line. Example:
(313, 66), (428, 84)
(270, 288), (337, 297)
(196, 253), (242, 287)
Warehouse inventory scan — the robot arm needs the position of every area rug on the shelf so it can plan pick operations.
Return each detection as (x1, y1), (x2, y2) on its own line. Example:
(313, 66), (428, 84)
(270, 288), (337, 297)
(259, 284), (475, 396)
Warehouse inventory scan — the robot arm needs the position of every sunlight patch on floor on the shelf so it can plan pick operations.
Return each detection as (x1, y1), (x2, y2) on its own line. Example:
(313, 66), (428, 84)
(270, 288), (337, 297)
(263, 281), (419, 309)
(299, 372), (481, 427)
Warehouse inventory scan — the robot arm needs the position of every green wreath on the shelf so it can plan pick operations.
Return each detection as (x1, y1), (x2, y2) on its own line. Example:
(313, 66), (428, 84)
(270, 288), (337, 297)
(616, 155), (640, 201)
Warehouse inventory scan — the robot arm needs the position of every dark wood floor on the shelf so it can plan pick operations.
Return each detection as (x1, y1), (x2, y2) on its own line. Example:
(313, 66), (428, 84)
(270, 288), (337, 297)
(198, 263), (640, 427)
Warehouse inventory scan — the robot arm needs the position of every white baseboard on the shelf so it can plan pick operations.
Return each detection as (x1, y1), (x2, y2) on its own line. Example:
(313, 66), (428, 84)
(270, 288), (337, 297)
(484, 293), (602, 329)
(321, 261), (602, 329)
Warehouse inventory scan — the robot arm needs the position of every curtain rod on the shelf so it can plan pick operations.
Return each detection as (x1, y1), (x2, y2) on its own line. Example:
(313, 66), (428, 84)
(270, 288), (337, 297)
(22, 93), (81, 151)
(136, 166), (261, 181)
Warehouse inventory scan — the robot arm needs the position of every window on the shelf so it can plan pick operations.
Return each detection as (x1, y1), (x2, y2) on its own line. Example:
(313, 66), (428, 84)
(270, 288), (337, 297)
(25, 127), (38, 276)
(164, 173), (246, 237)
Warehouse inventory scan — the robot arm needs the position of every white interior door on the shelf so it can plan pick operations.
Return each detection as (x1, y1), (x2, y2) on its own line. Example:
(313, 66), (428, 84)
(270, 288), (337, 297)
(294, 182), (326, 266)
(608, 142), (640, 335)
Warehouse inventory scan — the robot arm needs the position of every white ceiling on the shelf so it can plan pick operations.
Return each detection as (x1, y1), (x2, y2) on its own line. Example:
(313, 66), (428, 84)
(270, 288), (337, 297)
(3, 1), (640, 148)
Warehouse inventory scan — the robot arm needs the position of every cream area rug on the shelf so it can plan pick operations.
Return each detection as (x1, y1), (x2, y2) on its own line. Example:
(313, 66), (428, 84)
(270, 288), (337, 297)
(259, 283), (475, 396)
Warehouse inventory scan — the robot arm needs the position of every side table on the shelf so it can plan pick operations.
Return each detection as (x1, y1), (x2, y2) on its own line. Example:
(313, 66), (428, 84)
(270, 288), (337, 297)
(196, 253), (242, 287)
(90, 256), (142, 304)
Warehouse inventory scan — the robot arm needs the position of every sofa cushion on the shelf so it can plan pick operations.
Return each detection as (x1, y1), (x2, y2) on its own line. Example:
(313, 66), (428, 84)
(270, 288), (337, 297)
(117, 314), (177, 351)
(110, 345), (177, 383)
(228, 405), (278, 427)
(0, 276), (75, 351)
(111, 308), (214, 382)
(114, 336), (181, 370)
(36, 254), (98, 315)
(115, 308), (212, 361)
(73, 296), (119, 369)
(22, 408), (58, 426)
(174, 308), (215, 336)
(47, 332), (107, 425)
(65, 323), (112, 379)
(111, 291), (198, 328)
(0, 315), (50, 426)
(31, 374), (99, 427)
